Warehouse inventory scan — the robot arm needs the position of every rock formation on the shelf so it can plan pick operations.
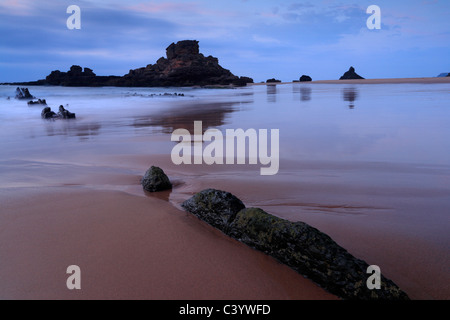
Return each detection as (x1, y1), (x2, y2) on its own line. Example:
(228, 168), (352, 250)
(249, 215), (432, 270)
(121, 40), (252, 87)
(340, 67), (365, 80)
(15, 87), (35, 100)
(141, 166), (172, 192)
(27, 99), (47, 106)
(266, 78), (281, 83)
(182, 188), (410, 300)
(58, 105), (76, 119)
(45, 65), (101, 86)
(41, 107), (55, 119)
(299, 75), (312, 82)
(41, 106), (76, 120)
(16, 41), (253, 88)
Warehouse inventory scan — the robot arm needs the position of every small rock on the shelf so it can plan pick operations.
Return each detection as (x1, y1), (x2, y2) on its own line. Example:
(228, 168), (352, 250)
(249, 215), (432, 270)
(300, 75), (312, 82)
(142, 166), (172, 192)
(266, 78), (281, 83)
(41, 107), (56, 119)
(339, 67), (365, 80)
(58, 105), (76, 119)
(28, 99), (47, 106)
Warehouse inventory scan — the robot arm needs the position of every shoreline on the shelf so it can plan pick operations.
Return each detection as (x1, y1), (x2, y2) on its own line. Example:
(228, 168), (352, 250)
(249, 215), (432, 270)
(250, 77), (450, 86)
(3, 76), (450, 90)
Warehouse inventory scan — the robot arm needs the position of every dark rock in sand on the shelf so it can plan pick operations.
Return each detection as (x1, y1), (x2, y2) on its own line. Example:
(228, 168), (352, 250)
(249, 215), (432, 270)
(28, 99), (47, 106)
(58, 105), (76, 119)
(266, 78), (281, 83)
(340, 67), (365, 80)
(15, 87), (35, 100)
(182, 189), (410, 300)
(142, 166), (172, 192)
(300, 75), (312, 82)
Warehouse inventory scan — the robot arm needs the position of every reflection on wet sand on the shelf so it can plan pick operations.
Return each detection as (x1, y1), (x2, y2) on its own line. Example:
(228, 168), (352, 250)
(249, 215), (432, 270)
(343, 88), (359, 109)
(44, 120), (102, 140)
(133, 101), (249, 134)
(293, 85), (312, 102)
(267, 85), (277, 103)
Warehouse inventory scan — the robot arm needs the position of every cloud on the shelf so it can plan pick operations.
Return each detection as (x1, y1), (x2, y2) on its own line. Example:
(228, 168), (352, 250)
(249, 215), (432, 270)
(252, 35), (281, 44)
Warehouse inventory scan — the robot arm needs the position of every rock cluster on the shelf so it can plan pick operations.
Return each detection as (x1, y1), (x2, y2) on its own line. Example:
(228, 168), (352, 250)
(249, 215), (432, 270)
(340, 67), (365, 80)
(182, 188), (410, 300)
(266, 78), (281, 83)
(41, 105), (76, 120)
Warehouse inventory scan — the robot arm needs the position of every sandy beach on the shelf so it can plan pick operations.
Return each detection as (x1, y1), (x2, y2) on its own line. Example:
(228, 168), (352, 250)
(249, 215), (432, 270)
(0, 83), (449, 300)
(0, 185), (337, 300)
(251, 77), (450, 86)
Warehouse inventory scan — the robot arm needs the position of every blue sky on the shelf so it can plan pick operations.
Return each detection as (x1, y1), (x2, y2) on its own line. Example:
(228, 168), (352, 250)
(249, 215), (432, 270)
(0, 0), (449, 82)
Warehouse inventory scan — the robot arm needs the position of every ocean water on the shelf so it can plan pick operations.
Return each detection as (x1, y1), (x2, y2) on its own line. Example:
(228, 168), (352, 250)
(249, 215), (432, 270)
(0, 83), (449, 299)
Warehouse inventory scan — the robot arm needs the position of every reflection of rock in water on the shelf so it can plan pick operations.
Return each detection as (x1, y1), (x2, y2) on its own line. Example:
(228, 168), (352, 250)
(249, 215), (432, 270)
(343, 88), (359, 109)
(293, 84), (312, 101)
(267, 85), (277, 103)
(133, 101), (247, 134)
(300, 87), (312, 101)
(45, 121), (101, 140)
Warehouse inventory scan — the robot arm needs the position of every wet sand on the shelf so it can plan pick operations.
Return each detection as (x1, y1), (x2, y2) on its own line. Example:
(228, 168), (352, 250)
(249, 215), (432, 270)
(0, 186), (337, 300)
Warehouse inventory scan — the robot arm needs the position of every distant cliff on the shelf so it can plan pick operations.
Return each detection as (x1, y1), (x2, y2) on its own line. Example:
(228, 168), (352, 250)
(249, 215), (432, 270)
(9, 40), (253, 87)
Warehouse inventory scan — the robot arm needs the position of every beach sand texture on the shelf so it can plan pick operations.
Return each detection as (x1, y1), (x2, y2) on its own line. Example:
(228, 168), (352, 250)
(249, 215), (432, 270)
(0, 80), (449, 299)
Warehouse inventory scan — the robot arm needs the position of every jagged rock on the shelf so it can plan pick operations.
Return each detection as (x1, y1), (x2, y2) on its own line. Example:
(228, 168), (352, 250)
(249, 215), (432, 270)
(300, 75), (312, 82)
(15, 87), (35, 100)
(58, 105), (76, 119)
(27, 99), (47, 106)
(266, 78), (281, 83)
(182, 189), (245, 231)
(141, 166), (172, 192)
(340, 67), (365, 80)
(182, 189), (410, 300)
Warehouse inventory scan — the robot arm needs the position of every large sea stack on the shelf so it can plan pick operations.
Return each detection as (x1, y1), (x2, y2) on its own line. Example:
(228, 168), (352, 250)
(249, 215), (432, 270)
(122, 40), (253, 87)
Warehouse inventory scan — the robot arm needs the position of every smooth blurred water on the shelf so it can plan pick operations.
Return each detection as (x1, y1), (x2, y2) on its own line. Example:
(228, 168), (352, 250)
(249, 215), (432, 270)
(1, 83), (450, 166)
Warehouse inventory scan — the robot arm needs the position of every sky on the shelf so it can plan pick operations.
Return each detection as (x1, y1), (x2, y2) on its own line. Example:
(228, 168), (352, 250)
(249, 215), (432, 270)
(0, 0), (449, 83)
